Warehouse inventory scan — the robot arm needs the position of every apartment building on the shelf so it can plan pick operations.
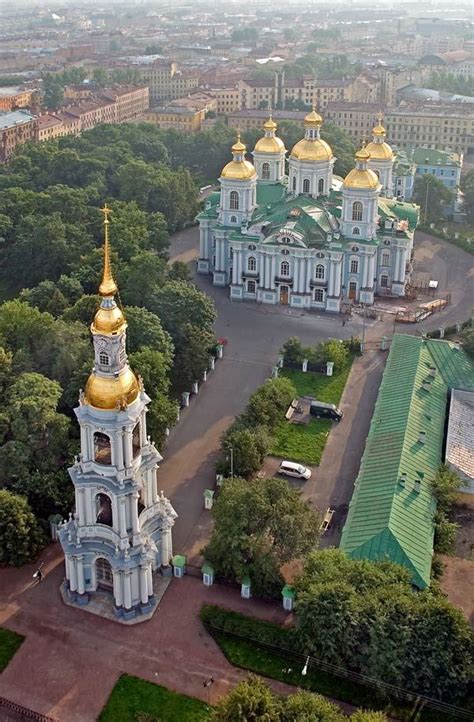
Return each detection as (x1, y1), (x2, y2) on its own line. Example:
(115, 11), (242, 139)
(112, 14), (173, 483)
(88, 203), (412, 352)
(36, 113), (65, 142)
(325, 102), (474, 155)
(143, 106), (205, 132)
(215, 86), (241, 114)
(0, 86), (35, 112)
(135, 61), (199, 104)
(100, 85), (149, 122)
(0, 110), (37, 162)
(228, 108), (306, 131)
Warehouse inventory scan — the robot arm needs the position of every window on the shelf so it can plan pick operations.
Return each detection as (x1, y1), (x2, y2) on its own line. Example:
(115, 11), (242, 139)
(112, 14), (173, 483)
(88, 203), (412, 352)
(229, 190), (239, 210)
(380, 274), (389, 288)
(99, 352), (109, 366)
(318, 178), (324, 195)
(303, 178), (310, 194)
(352, 227), (360, 235)
(314, 288), (324, 303)
(382, 252), (390, 266)
(350, 259), (359, 274)
(261, 162), (270, 180)
(352, 201), (363, 221)
(292, 176), (296, 191)
(247, 280), (256, 294)
(94, 432), (111, 465)
(247, 256), (256, 272)
(230, 215), (237, 223)
(315, 263), (325, 279)
(132, 422), (141, 458)
(280, 260), (290, 277)
(95, 494), (112, 527)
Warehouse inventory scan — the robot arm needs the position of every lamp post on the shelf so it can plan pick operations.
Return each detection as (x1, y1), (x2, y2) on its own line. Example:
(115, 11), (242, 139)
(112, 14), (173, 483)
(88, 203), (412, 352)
(301, 654), (310, 677)
(226, 444), (234, 480)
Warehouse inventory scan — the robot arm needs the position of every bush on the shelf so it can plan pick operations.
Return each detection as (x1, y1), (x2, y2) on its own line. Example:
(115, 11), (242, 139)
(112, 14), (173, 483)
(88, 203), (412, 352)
(281, 337), (306, 367)
(0, 489), (45, 566)
(221, 425), (270, 478)
(461, 327), (474, 357)
(200, 605), (296, 650)
(244, 377), (297, 430)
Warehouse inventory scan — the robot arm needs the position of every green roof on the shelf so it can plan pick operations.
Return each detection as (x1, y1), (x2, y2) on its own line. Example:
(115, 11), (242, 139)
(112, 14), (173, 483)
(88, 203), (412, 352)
(411, 147), (461, 167)
(340, 335), (474, 589)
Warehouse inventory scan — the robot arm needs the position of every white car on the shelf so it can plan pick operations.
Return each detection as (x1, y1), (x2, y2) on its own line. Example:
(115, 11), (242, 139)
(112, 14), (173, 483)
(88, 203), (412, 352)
(278, 461), (311, 480)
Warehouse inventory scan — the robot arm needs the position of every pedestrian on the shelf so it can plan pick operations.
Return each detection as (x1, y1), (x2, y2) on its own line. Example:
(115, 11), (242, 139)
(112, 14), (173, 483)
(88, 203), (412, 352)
(342, 318), (346, 327)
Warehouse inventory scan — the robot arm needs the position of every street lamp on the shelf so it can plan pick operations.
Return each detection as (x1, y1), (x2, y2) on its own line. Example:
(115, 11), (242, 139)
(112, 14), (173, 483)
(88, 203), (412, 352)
(301, 654), (310, 677)
(226, 444), (234, 480)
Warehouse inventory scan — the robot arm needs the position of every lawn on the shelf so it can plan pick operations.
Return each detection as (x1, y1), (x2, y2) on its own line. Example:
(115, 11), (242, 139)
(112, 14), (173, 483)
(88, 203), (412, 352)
(269, 365), (352, 465)
(99, 674), (210, 722)
(0, 628), (24, 672)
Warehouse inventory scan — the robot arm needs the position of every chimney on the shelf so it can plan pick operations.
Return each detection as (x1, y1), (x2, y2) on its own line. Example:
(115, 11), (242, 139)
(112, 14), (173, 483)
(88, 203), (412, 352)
(414, 479), (421, 493)
(399, 472), (407, 487)
(422, 380), (432, 391)
(428, 366), (436, 378)
(418, 431), (426, 444)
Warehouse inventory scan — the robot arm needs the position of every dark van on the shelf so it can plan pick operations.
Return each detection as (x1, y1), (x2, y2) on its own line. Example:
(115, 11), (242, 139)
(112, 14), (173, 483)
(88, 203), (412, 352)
(310, 401), (343, 422)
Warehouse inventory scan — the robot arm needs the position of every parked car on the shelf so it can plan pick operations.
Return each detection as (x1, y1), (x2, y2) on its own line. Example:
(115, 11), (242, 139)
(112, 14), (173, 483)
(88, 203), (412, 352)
(310, 401), (343, 422)
(278, 461), (311, 480)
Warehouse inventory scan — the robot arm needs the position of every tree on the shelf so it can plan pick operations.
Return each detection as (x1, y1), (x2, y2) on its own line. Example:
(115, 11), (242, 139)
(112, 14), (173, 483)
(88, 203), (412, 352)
(149, 281), (216, 336)
(120, 251), (167, 307)
(461, 327), (474, 357)
(323, 340), (349, 368)
(92, 67), (109, 86)
(281, 337), (306, 367)
(282, 690), (345, 721)
(204, 477), (321, 598)
(412, 175), (455, 224)
(213, 674), (282, 722)
(168, 260), (192, 282)
(350, 713), (388, 722)
(170, 323), (214, 394)
(431, 465), (461, 554)
(221, 426), (270, 478)
(7, 469), (74, 522)
(245, 377), (297, 430)
(460, 169), (474, 222)
(125, 306), (174, 364)
(0, 490), (45, 566)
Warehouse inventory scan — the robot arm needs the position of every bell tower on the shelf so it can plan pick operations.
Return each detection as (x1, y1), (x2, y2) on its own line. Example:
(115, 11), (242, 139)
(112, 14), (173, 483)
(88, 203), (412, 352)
(59, 204), (177, 623)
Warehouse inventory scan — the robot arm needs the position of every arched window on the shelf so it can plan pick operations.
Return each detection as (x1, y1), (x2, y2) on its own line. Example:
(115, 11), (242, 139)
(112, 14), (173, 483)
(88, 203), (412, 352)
(96, 557), (113, 588)
(229, 190), (239, 210)
(95, 493), (113, 527)
(132, 422), (141, 458)
(94, 432), (111, 465)
(261, 162), (270, 180)
(350, 259), (359, 274)
(382, 252), (390, 266)
(302, 178), (310, 194)
(230, 215), (237, 223)
(99, 352), (109, 366)
(318, 178), (324, 195)
(280, 260), (290, 277)
(292, 176), (296, 191)
(352, 201), (363, 221)
(314, 288), (324, 303)
(248, 256), (256, 272)
(352, 227), (361, 235)
(315, 264), (325, 279)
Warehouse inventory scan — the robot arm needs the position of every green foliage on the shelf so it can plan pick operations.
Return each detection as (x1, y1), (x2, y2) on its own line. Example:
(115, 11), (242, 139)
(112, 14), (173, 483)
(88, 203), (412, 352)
(7, 469), (74, 522)
(281, 690), (346, 721)
(203, 477), (321, 598)
(281, 336), (306, 366)
(460, 169), (474, 223)
(200, 604), (296, 649)
(99, 674), (210, 722)
(431, 465), (461, 554)
(295, 550), (473, 702)
(150, 281), (216, 336)
(349, 712), (388, 722)
(412, 175), (455, 223)
(0, 489), (45, 565)
(427, 70), (474, 98)
(244, 377), (297, 430)
(461, 326), (474, 357)
(231, 27), (258, 43)
(213, 674), (282, 721)
(221, 426), (270, 478)
(0, 628), (24, 672)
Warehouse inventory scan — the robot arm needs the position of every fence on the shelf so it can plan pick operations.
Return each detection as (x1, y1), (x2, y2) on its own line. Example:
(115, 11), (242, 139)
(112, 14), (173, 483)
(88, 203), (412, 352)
(202, 622), (473, 721)
(0, 697), (56, 722)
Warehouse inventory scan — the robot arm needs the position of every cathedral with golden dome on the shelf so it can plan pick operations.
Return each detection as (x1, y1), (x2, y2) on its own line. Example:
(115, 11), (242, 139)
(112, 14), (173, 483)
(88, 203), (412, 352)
(59, 205), (176, 623)
(197, 110), (419, 311)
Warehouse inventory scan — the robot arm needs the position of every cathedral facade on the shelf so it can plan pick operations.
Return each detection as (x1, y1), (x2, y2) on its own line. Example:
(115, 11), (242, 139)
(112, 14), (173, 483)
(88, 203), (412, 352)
(59, 206), (176, 623)
(197, 111), (419, 312)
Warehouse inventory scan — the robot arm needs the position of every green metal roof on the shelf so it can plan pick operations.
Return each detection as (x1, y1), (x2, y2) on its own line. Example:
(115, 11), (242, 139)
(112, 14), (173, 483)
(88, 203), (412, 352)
(411, 147), (461, 167)
(340, 335), (474, 589)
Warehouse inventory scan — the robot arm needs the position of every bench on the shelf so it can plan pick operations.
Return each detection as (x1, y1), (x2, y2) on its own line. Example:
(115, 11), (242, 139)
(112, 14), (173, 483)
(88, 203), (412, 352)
(285, 399), (299, 421)
(320, 508), (335, 533)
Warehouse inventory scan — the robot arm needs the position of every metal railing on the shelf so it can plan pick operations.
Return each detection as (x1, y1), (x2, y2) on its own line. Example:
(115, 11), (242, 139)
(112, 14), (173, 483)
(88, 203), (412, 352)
(203, 622), (473, 720)
(0, 697), (56, 722)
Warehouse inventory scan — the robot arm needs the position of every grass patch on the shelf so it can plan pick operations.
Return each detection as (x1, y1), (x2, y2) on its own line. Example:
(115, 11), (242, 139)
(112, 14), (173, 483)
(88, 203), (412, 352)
(270, 365), (351, 465)
(99, 674), (210, 722)
(0, 628), (24, 672)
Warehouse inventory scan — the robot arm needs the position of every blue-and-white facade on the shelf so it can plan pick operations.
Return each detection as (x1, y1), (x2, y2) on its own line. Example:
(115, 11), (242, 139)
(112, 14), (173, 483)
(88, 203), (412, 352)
(197, 113), (419, 311)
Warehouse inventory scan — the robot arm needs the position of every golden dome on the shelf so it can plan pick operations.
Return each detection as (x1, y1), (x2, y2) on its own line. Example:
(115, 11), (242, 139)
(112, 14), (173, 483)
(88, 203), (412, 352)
(221, 160), (257, 180)
(232, 137), (246, 153)
(291, 138), (333, 162)
(373, 124), (386, 136)
(254, 135), (285, 154)
(304, 109), (323, 127)
(355, 146), (371, 161)
(343, 167), (379, 189)
(365, 140), (393, 160)
(263, 116), (277, 131)
(84, 367), (140, 410)
(91, 303), (126, 336)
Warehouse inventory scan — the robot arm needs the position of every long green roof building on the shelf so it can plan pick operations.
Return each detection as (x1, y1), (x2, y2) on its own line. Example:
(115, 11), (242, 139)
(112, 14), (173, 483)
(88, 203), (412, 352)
(340, 334), (474, 589)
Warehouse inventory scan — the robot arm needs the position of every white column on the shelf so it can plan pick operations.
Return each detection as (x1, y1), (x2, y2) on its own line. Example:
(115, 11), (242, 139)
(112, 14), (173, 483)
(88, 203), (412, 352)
(299, 257), (305, 293)
(161, 524), (171, 566)
(232, 254), (239, 284)
(400, 248), (407, 281)
(131, 492), (140, 538)
(140, 412), (147, 445)
(328, 260), (335, 296)
(85, 426), (92, 460)
(65, 555), (70, 581)
(69, 556), (77, 592)
(264, 255), (270, 288)
(123, 432), (132, 468)
(139, 566), (148, 604)
(76, 555), (85, 595)
(115, 432), (124, 470)
(368, 254), (376, 288)
(113, 570), (123, 608)
(293, 257), (300, 292)
(270, 255), (276, 289)
(86, 488), (94, 524)
(305, 258), (312, 293)
(362, 254), (369, 288)
(123, 571), (132, 609)
(146, 565), (153, 596)
(77, 488), (85, 526)
(334, 260), (342, 297)
(238, 249), (243, 279)
(118, 496), (127, 536)
(80, 426), (88, 460)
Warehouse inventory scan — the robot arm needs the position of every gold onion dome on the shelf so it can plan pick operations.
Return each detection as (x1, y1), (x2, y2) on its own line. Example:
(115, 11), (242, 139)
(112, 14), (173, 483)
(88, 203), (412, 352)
(291, 137), (333, 162)
(221, 134), (257, 180)
(365, 114), (393, 160)
(263, 116), (277, 131)
(343, 146), (379, 190)
(84, 204), (140, 411)
(254, 115), (285, 154)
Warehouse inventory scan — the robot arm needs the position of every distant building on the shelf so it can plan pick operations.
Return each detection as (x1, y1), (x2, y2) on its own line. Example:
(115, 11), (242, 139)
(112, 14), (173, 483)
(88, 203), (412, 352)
(228, 108), (307, 131)
(143, 105), (205, 132)
(127, 61), (199, 104)
(419, 51), (474, 79)
(411, 147), (462, 192)
(0, 86), (35, 112)
(0, 110), (37, 163)
(392, 152), (416, 200)
(341, 335), (474, 588)
(445, 390), (474, 494)
(36, 113), (65, 142)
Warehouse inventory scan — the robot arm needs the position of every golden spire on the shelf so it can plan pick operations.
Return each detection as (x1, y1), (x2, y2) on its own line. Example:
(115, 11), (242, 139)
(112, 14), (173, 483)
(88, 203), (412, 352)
(99, 203), (118, 297)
